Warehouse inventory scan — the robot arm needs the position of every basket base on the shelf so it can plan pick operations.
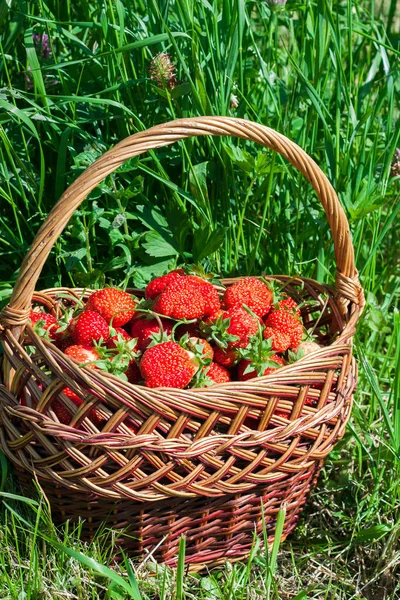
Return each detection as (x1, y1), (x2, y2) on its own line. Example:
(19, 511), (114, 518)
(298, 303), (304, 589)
(15, 461), (322, 571)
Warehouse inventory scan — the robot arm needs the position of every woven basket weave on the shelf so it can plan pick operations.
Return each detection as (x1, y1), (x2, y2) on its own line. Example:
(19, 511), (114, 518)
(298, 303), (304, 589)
(0, 117), (364, 570)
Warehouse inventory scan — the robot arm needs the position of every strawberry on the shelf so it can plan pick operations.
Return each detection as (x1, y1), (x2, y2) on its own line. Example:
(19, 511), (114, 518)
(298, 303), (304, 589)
(130, 317), (173, 351)
(64, 345), (101, 367)
(140, 341), (198, 388)
(106, 327), (132, 349)
(53, 387), (104, 426)
(264, 310), (303, 348)
(175, 321), (201, 339)
(152, 276), (220, 320)
(289, 341), (321, 359)
(68, 311), (110, 346)
(213, 346), (238, 369)
(125, 360), (142, 385)
(204, 362), (231, 384)
(224, 277), (273, 317)
(145, 269), (185, 300)
(238, 355), (285, 381)
(186, 337), (214, 361)
(278, 295), (301, 316)
(222, 307), (260, 349)
(56, 336), (74, 352)
(29, 311), (62, 342)
(263, 327), (291, 353)
(85, 288), (137, 327)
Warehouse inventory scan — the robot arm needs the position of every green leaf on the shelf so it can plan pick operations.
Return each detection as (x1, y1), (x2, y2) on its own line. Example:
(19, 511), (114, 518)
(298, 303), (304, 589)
(143, 230), (179, 258)
(192, 227), (226, 262)
(223, 143), (255, 173)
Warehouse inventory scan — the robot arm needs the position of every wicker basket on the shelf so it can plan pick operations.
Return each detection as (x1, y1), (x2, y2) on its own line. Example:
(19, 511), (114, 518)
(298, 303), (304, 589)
(0, 117), (364, 571)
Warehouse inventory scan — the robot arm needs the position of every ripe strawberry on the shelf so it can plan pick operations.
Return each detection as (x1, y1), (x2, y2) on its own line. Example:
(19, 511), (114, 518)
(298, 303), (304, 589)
(264, 310), (303, 348)
(153, 276), (220, 320)
(140, 341), (198, 388)
(56, 336), (74, 352)
(224, 277), (273, 317)
(175, 321), (201, 339)
(53, 387), (104, 426)
(204, 362), (231, 384)
(85, 288), (136, 327)
(130, 317), (173, 351)
(68, 311), (110, 346)
(213, 346), (238, 369)
(145, 269), (185, 300)
(64, 345), (101, 367)
(106, 327), (132, 349)
(278, 295), (301, 316)
(125, 360), (142, 385)
(223, 307), (260, 349)
(186, 337), (214, 361)
(263, 327), (291, 353)
(29, 311), (61, 342)
(237, 355), (285, 381)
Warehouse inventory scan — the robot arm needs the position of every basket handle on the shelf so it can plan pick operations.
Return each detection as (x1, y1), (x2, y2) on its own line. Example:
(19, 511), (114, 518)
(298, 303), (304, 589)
(0, 116), (364, 333)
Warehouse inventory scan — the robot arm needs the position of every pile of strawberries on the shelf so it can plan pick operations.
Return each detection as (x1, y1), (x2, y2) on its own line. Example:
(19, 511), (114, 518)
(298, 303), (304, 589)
(28, 270), (320, 402)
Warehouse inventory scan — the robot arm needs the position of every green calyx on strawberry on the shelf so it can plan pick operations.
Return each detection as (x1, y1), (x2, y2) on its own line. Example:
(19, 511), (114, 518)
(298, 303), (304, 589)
(191, 362), (231, 388)
(130, 315), (173, 351)
(180, 263), (221, 285)
(237, 334), (285, 380)
(92, 331), (140, 379)
(200, 313), (240, 349)
(201, 306), (259, 350)
(29, 311), (62, 343)
(268, 281), (301, 316)
(179, 333), (214, 363)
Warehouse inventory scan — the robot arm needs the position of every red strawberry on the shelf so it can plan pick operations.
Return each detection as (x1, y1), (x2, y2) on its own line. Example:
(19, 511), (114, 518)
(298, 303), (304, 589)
(85, 288), (136, 327)
(140, 341), (198, 388)
(125, 360), (142, 385)
(223, 307), (260, 349)
(238, 355), (285, 381)
(130, 317), (173, 351)
(68, 311), (110, 346)
(204, 362), (231, 384)
(264, 310), (303, 348)
(213, 346), (238, 369)
(145, 269), (185, 300)
(56, 336), (74, 352)
(106, 327), (132, 349)
(263, 327), (291, 353)
(53, 387), (104, 426)
(186, 337), (214, 361)
(278, 295), (300, 316)
(175, 321), (201, 339)
(64, 345), (101, 367)
(29, 311), (61, 342)
(153, 276), (220, 320)
(224, 277), (273, 317)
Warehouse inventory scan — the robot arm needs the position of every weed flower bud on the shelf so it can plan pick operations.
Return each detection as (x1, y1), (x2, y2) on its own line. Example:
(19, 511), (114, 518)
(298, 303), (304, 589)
(149, 52), (177, 90)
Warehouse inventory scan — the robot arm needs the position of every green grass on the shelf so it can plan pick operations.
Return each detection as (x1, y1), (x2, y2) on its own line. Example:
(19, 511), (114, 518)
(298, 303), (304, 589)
(0, 0), (399, 597)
